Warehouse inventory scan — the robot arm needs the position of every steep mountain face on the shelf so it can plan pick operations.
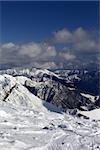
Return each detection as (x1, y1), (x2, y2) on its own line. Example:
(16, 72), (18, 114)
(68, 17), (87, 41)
(25, 78), (92, 110)
(0, 68), (97, 111)
(54, 69), (100, 96)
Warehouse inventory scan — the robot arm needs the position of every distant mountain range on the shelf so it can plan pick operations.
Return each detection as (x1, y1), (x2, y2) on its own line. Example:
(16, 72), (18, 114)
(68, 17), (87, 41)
(0, 68), (99, 112)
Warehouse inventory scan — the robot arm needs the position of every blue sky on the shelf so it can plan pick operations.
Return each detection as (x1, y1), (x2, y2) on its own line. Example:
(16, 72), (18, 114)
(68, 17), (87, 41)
(0, 1), (99, 70)
(1, 1), (99, 43)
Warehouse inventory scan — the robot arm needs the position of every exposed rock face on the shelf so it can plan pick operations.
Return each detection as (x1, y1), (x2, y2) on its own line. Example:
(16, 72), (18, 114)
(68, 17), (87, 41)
(25, 79), (92, 110)
(95, 96), (100, 107)
(0, 68), (97, 111)
(0, 74), (17, 102)
(54, 69), (100, 96)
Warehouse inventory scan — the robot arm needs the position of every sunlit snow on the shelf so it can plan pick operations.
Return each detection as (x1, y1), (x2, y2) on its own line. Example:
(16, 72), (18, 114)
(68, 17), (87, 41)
(0, 72), (100, 150)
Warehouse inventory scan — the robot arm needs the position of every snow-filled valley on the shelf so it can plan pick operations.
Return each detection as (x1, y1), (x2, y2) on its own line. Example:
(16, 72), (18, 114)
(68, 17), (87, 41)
(0, 68), (100, 150)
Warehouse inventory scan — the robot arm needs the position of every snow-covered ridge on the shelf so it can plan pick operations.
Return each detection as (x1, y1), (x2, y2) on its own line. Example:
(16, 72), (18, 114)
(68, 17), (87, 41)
(0, 74), (62, 113)
(0, 68), (99, 112)
(0, 68), (61, 79)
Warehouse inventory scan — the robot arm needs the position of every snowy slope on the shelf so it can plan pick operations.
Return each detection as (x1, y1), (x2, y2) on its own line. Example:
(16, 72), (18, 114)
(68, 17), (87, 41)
(80, 109), (100, 120)
(0, 72), (100, 149)
(0, 101), (100, 150)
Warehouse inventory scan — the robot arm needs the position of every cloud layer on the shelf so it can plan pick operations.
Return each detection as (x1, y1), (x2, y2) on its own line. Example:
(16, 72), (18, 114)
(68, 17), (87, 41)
(0, 27), (99, 70)
(48, 27), (99, 53)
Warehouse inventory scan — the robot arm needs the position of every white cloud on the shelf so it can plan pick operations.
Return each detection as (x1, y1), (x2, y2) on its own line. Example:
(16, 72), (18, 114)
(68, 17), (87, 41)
(53, 29), (72, 43)
(72, 27), (89, 42)
(2, 42), (16, 49)
(0, 42), (57, 69)
(0, 27), (99, 69)
(40, 43), (56, 60)
(59, 52), (76, 60)
(18, 42), (56, 59)
(50, 27), (98, 53)
(33, 61), (57, 69)
(19, 42), (42, 58)
(74, 40), (98, 52)
(46, 45), (56, 57)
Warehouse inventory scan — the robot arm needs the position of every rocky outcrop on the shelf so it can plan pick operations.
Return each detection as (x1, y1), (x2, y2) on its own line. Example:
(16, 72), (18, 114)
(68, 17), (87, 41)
(25, 76), (93, 111)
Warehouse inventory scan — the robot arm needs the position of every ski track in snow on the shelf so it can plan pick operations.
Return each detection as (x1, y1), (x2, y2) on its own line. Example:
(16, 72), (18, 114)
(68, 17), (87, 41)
(0, 104), (100, 150)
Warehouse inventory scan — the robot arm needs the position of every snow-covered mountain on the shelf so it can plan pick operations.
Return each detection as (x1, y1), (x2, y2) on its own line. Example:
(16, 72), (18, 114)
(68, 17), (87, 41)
(54, 69), (100, 96)
(0, 68), (100, 149)
(0, 68), (99, 111)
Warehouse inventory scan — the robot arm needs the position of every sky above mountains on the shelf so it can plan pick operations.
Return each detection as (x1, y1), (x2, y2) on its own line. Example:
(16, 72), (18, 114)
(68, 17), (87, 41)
(0, 1), (99, 70)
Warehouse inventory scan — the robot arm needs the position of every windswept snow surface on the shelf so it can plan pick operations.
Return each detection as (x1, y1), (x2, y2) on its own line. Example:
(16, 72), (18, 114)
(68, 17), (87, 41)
(0, 103), (100, 150)
(0, 102), (100, 150)
(0, 74), (100, 150)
